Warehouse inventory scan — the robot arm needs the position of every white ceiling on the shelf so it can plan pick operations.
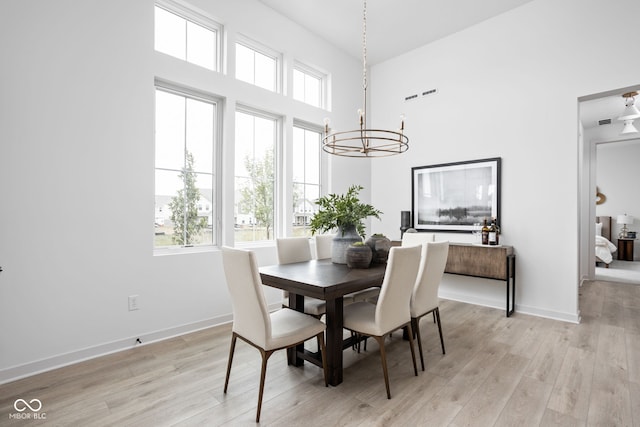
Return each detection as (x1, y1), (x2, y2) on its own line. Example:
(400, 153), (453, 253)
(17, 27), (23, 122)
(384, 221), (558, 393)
(580, 94), (635, 130)
(258, 0), (639, 131)
(258, 0), (536, 65)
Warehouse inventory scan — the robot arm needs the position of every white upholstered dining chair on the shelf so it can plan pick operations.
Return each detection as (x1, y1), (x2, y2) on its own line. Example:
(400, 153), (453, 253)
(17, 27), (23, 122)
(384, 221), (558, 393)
(277, 236), (312, 264)
(221, 247), (328, 422)
(276, 237), (326, 317)
(411, 241), (449, 371)
(314, 233), (335, 260)
(342, 245), (422, 399)
(402, 231), (435, 247)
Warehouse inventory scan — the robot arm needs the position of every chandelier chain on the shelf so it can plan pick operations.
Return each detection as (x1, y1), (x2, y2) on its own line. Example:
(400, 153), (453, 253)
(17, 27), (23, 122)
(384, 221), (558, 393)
(362, 0), (367, 91)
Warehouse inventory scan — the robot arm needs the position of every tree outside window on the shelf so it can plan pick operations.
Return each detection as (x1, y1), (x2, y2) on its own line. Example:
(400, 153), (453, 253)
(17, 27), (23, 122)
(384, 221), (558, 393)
(168, 152), (208, 245)
(234, 111), (276, 242)
(155, 88), (216, 248)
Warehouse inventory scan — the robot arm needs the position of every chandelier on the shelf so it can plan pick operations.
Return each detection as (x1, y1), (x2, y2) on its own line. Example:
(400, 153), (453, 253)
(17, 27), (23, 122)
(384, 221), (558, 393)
(322, 0), (409, 157)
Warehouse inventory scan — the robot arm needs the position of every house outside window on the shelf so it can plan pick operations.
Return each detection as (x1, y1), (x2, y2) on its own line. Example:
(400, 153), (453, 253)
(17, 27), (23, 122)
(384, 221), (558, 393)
(292, 125), (321, 236)
(154, 85), (218, 248)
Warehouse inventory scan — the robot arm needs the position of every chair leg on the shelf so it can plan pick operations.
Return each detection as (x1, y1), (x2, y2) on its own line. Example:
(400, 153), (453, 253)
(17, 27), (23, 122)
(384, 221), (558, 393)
(405, 322), (418, 377)
(413, 317), (425, 371)
(432, 311), (436, 323)
(374, 336), (392, 399)
(223, 333), (237, 393)
(256, 349), (274, 423)
(435, 307), (445, 354)
(317, 333), (328, 387)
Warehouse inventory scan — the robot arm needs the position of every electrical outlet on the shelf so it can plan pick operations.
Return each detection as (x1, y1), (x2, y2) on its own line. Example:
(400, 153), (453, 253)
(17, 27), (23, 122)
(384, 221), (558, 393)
(128, 295), (139, 311)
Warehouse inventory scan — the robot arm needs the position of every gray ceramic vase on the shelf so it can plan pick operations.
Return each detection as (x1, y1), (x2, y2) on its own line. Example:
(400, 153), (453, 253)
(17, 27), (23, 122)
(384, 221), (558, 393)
(332, 225), (362, 264)
(346, 244), (372, 268)
(365, 234), (392, 264)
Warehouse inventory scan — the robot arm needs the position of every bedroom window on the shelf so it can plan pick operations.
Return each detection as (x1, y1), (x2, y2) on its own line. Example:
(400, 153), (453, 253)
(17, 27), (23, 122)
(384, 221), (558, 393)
(154, 3), (221, 71)
(235, 38), (280, 93)
(154, 84), (219, 249)
(293, 64), (325, 108)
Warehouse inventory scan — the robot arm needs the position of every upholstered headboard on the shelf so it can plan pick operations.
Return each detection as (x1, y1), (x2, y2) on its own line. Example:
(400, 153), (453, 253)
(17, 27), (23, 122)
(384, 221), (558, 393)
(596, 216), (611, 241)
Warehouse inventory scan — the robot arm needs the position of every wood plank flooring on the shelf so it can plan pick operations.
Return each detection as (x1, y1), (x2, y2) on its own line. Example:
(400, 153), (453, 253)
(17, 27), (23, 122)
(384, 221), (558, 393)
(1, 279), (638, 426)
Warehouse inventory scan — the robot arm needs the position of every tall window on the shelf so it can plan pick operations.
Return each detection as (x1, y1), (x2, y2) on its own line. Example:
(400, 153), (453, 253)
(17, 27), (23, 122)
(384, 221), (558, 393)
(292, 125), (321, 236)
(293, 65), (324, 108)
(155, 86), (217, 248)
(154, 4), (220, 71)
(234, 110), (277, 242)
(235, 40), (279, 92)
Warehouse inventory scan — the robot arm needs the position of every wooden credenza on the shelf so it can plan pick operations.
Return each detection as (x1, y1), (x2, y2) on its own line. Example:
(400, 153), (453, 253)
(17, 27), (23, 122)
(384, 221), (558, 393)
(444, 243), (516, 317)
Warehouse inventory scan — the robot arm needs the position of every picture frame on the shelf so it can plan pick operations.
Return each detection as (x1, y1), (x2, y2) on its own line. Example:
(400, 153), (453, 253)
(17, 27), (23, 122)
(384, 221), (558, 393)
(411, 157), (501, 232)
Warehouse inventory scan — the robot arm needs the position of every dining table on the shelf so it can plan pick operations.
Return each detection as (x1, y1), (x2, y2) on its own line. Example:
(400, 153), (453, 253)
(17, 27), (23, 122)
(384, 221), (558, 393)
(259, 259), (386, 386)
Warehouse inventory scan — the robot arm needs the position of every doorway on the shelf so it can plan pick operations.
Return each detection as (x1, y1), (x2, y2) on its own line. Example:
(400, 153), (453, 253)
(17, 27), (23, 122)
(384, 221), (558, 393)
(578, 86), (640, 291)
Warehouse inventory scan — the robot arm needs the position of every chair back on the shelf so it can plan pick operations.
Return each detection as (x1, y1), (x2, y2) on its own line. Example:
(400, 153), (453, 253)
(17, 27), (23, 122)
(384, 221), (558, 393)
(221, 247), (271, 346)
(411, 241), (449, 317)
(276, 237), (312, 264)
(375, 245), (422, 331)
(314, 234), (335, 259)
(402, 232), (434, 247)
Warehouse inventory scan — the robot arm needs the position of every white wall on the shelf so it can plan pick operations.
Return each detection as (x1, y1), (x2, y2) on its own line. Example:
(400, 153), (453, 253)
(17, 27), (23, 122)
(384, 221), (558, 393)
(368, 0), (640, 321)
(0, 0), (366, 382)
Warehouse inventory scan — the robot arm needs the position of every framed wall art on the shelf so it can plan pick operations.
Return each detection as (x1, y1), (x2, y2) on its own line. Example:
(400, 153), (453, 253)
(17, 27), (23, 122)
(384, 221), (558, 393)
(411, 157), (501, 232)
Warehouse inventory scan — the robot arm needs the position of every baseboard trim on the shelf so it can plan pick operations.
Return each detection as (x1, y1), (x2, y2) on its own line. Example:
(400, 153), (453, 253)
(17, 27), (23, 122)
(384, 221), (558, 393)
(439, 290), (506, 313)
(514, 304), (579, 324)
(439, 290), (579, 324)
(0, 314), (233, 385)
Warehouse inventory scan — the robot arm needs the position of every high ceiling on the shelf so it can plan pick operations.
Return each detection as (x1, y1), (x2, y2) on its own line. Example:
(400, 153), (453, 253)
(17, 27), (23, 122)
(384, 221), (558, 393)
(258, 0), (536, 65)
(258, 0), (639, 132)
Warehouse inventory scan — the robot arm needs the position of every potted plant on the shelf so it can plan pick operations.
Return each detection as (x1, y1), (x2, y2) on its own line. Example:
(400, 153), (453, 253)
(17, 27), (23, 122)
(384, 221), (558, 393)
(310, 185), (382, 264)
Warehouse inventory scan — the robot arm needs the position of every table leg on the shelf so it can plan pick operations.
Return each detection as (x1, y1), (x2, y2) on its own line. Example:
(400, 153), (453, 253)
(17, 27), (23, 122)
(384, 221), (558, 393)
(287, 292), (305, 366)
(505, 254), (516, 317)
(324, 297), (344, 386)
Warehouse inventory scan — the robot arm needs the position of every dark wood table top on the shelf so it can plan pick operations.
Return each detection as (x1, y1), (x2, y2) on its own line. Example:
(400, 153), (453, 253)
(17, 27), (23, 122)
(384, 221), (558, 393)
(259, 259), (386, 300)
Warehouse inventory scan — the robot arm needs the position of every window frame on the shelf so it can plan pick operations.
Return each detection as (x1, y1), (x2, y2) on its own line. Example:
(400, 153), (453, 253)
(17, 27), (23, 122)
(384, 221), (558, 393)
(154, 0), (223, 72)
(235, 35), (282, 94)
(292, 62), (327, 109)
(154, 79), (223, 253)
(233, 106), (282, 245)
(290, 120), (324, 236)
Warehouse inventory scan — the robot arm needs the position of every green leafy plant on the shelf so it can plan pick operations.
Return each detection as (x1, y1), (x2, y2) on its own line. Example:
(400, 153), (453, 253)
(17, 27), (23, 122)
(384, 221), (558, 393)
(169, 152), (207, 245)
(310, 185), (382, 238)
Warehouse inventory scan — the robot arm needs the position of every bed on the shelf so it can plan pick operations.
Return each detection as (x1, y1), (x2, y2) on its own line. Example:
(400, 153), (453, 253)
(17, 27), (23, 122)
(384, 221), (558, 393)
(596, 216), (617, 267)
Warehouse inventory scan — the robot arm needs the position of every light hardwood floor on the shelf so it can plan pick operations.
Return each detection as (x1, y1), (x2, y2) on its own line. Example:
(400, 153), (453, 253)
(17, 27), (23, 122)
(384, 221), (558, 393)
(1, 279), (639, 426)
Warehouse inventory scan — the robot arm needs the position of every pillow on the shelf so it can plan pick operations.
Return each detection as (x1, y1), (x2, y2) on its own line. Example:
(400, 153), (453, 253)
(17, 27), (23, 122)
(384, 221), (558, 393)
(596, 222), (602, 236)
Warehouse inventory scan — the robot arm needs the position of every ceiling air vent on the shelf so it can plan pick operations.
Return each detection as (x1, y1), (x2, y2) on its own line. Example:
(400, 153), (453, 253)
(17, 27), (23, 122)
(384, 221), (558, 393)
(598, 118), (612, 126)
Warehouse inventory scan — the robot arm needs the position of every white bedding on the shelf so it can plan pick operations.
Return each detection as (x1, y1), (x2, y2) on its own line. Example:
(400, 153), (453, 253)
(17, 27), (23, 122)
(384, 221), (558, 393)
(595, 235), (617, 264)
